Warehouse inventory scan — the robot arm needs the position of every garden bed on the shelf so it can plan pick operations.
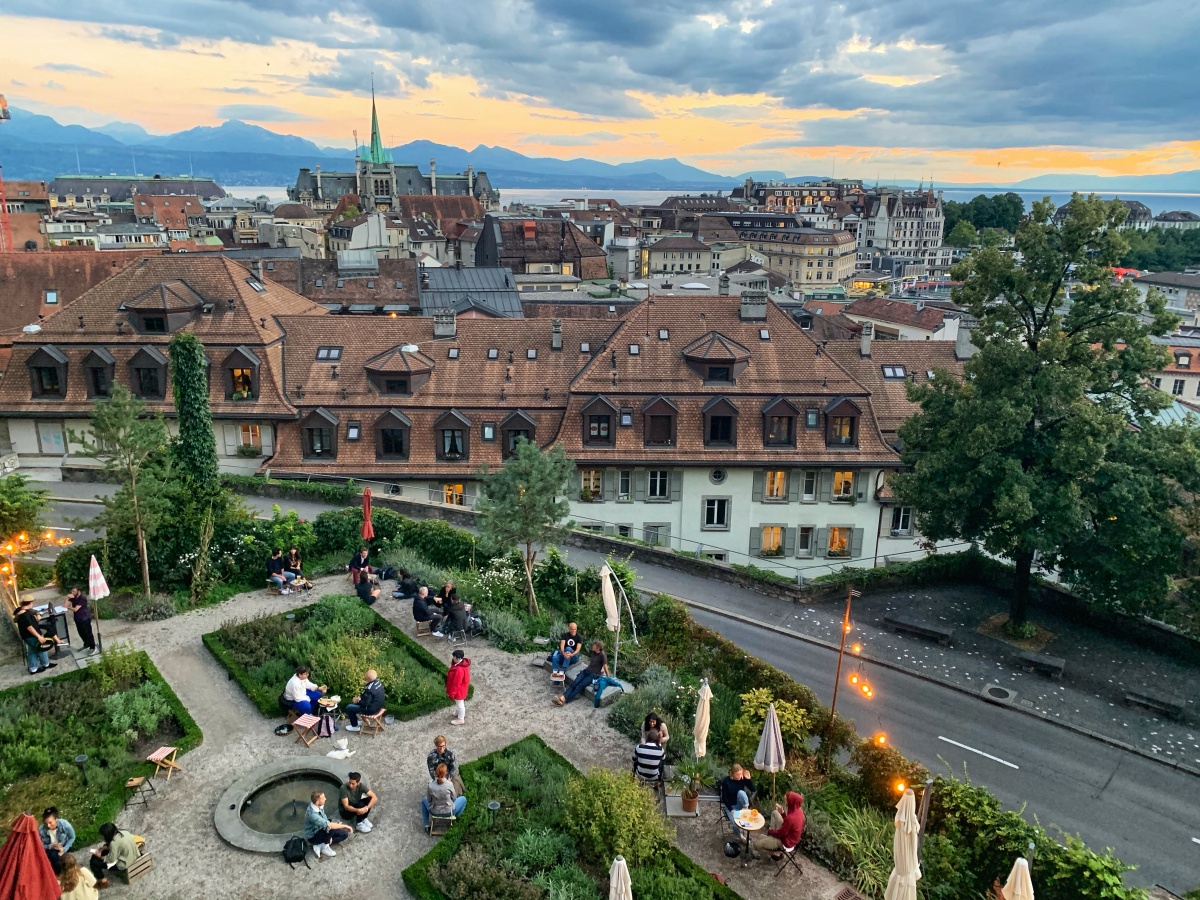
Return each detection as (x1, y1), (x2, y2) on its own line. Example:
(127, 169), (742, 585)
(0, 648), (201, 845)
(202, 594), (464, 720)
(402, 734), (742, 900)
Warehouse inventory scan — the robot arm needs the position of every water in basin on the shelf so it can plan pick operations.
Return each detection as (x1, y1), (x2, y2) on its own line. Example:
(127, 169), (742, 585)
(240, 772), (342, 835)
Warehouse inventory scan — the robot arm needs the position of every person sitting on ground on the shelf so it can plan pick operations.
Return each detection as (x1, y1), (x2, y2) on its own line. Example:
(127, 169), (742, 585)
(750, 791), (806, 861)
(267, 548), (296, 593)
(87, 822), (139, 888)
(284, 664), (326, 716)
(548, 622), (584, 676)
(39, 806), (75, 873)
(58, 852), (98, 900)
(719, 763), (756, 824)
(304, 790), (352, 859)
(412, 586), (445, 635)
(554, 641), (608, 706)
(344, 669), (384, 732)
(632, 728), (666, 791)
(15, 596), (58, 675)
(285, 546), (304, 578)
(420, 763), (467, 829)
(394, 569), (419, 600)
(355, 575), (381, 606)
(338, 772), (379, 833)
(64, 587), (98, 656)
(642, 712), (670, 746)
(349, 547), (374, 584)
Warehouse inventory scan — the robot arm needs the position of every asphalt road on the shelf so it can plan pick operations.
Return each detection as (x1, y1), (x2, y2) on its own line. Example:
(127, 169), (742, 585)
(690, 609), (1200, 892)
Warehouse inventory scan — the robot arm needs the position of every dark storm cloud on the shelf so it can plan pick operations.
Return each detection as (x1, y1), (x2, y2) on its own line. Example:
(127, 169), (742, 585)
(8, 0), (1199, 146)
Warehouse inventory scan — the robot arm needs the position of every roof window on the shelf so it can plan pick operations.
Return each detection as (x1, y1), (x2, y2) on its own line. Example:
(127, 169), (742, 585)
(448, 348), (460, 359)
(316, 346), (343, 361)
(882, 365), (907, 379)
(629, 344), (640, 355)
(487, 348), (499, 360)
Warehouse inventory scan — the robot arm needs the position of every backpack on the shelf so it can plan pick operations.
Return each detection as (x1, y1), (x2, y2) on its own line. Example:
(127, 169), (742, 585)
(282, 836), (310, 869)
(379, 566), (397, 581)
(278, 692), (291, 715)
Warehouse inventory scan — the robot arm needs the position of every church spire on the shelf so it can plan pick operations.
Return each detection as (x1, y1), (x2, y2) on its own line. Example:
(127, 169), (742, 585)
(368, 75), (392, 165)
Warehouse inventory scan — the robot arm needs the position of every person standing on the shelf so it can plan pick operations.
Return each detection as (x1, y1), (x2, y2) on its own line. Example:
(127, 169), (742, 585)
(14, 596), (57, 675)
(304, 790), (352, 859)
(554, 641), (608, 706)
(344, 670), (384, 732)
(39, 807), (76, 873)
(445, 649), (471, 726)
(64, 587), (97, 655)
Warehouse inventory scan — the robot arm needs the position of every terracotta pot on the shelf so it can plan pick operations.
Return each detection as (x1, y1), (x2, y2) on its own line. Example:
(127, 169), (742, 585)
(681, 791), (699, 814)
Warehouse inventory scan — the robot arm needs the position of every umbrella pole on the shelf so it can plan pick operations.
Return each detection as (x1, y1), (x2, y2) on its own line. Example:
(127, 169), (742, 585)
(612, 623), (619, 680)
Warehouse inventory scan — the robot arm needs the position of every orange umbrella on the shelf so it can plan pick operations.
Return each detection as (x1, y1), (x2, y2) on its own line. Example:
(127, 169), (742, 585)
(361, 488), (375, 542)
(0, 813), (60, 900)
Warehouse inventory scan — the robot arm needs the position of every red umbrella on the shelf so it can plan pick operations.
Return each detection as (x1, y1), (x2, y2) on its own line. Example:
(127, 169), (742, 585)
(0, 813), (60, 900)
(361, 488), (375, 542)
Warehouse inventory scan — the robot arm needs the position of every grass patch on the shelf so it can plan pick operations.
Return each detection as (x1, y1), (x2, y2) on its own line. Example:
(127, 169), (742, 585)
(0, 647), (201, 845)
(203, 594), (464, 720)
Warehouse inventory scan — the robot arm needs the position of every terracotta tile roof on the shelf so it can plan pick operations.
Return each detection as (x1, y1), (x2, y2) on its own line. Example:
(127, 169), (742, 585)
(824, 341), (964, 435)
(1160, 346), (1200, 374)
(264, 258), (420, 307)
(133, 193), (202, 230)
(843, 296), (953, 331)
(387, 196), (484, 233)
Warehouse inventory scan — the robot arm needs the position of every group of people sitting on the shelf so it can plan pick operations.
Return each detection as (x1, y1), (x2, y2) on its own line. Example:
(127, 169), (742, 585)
(411, 580), (482, 640)
(719, 763), (806, 861)
(37, 807), (142, 897)
(267, 546), (309, 594)
(547, 622), (621, 707)
(283, 665), (385, 731)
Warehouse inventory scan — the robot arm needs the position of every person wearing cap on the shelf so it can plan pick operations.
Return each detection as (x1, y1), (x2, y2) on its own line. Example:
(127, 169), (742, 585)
(445, 649), (471, 726)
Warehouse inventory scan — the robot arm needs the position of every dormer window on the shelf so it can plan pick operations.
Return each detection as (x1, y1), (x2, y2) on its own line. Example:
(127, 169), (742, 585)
(702, 397), (739, 448)
(223, 345), (260, 401)
(83, 348), (115, 399)
(501, 410), (537, 458)
(301, 408), (338, 459)
(384, 377), (409, 395)
(706, 365), (731, 383)
(376, 409), (411, 461)
(435, 409), (471, 461)
(1177, 353), (1191, 368)
(141, 315), (167, 334)
(581, 395), (617, 447)
(761, 396), (798, 447)
(824, 397), (861, 448)
(28, 344), (68, 400)
(643, 396), (677, 448)
(128, 346), (168, 400)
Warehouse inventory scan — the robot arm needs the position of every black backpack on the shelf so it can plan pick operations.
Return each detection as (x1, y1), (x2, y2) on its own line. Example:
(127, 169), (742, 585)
(282, 836), (309, 869)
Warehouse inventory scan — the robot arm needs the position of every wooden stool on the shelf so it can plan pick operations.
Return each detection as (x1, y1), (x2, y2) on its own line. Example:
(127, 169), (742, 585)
(123, 776), (156, 810)
(146, 746), (182, 780)
(427, 814), (456, 836)
(293, 714), (320, 747)
(359, 709), (386, 738)
(414, 620), (432, 637)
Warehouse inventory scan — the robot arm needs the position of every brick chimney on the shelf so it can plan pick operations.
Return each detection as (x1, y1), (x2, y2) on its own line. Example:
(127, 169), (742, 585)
(859, 321), (873, 358)
(433, 310), (456, 338)
(719, 273), (730, 295)
(551, 319), (563, 351)
(739, 289), (767, 321)
(250, 258), (264, 281)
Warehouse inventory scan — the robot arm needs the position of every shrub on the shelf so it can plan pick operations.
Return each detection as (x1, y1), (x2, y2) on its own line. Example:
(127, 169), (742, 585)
(531, 863), (599, 900)
(849, 739), (928, 812)
(726, 688), (812, 766)
(221, 474), (356, 505)
(17, 562), (54, 590)
(829, 804), (894, 898)
(126, 594), (177, 621)
(432, 847), (543, 900)
(564, 767), (672, 866)
(312, 506), (406, 557)
(104, 682), (173, 742)
(382, 546), (449, 591)
(483, 608), (527, 651)
(503, 827), (576, 876)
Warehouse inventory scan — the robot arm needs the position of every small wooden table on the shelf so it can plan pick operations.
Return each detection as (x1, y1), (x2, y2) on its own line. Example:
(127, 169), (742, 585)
(146, 746), (182, 781)
(293, 714), (321, 747)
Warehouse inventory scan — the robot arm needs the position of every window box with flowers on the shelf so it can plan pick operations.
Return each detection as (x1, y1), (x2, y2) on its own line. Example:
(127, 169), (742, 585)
(236, 443), (262, 458)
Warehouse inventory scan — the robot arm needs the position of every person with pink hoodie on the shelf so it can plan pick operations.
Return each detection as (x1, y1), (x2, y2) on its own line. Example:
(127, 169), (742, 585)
(445, 649), (471, 726)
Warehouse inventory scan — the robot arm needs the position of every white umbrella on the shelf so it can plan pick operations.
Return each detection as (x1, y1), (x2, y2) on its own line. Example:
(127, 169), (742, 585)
(600, 564), (621, 677)
(1000, 858), (1034, 900)
(608, 854), (632, 900)
(87, 555), (110, 654)
(693, 679), (713, 758)
(753, 702), (785, 801)
(884, 788), (921, 900)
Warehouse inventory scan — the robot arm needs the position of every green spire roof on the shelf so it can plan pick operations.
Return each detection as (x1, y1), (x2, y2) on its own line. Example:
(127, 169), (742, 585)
(367, 83), (391, 165)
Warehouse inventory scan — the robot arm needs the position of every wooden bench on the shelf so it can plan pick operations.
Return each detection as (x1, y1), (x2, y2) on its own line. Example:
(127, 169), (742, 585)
(530, 658), (632, 707)
(118, 852), (153, 885)
(1017, 650), (1066, 679)
(1125, 689), (1185, 720)
(293, 713), (321, 747)
(883, 613), (954, 646)
(146, 746), (182, 781)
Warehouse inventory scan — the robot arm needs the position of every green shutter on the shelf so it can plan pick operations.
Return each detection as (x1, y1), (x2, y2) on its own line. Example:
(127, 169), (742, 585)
(602, 469), (615, 502)
(752, 470), (764, 502)
(818, 471), (832, 503)
(816, 527), (829, 557)
(850, 528), (864, 558)
(633, 469), (647, 501)
(670, 470), (682, 501)
(783, 527), (796, 557)
(787, 470), (801, 502)
(749, 527), (762, 556)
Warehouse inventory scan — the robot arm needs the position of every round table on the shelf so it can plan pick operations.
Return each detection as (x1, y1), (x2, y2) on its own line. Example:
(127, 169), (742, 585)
(732, 809), (765, 866)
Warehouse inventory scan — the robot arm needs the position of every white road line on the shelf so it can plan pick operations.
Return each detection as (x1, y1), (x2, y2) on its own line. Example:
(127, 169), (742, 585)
(1192, 837), (1200, 845)
(938, 735), (1020, 770)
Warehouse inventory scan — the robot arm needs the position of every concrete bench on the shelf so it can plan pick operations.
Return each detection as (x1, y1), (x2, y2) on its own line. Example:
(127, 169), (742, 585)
(529, 657), (633, 707)
(1016, 651), (1065, 679)
(883, 613), (954, 646)
(1124, 689), (1185, 720)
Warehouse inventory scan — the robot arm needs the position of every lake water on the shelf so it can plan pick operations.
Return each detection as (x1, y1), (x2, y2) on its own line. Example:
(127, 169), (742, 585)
(227, 185), (1200, 217)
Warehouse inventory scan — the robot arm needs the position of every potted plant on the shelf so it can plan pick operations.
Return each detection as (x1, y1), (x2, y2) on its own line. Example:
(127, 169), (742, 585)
(668, 754), (718, 814)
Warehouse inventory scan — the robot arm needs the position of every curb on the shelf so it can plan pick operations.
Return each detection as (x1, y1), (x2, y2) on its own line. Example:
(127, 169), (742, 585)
(662, 591), (1200, 780)
(50, 496), (105, 506)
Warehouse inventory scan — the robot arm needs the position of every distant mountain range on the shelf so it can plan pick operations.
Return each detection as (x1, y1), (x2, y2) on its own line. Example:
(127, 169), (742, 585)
(3, 108), (1200, 194)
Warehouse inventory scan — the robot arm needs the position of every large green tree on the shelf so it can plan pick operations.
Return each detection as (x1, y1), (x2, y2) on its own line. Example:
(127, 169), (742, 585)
(0, 474), (49, 542)
(894, 194), (1198, 625)
(476, 439), (575, 616)
(945, 220), (978, 248)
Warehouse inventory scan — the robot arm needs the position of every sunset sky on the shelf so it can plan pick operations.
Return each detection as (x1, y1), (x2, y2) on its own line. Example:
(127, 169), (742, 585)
(1, 0), (1197, 182)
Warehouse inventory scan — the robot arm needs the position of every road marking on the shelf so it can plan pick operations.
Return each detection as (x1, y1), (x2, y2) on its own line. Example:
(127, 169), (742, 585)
(1192, 837), (1200, 845)
(938, 736), (1020, 770)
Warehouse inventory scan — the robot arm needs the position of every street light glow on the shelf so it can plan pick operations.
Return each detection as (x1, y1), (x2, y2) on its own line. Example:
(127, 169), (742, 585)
(874, 733), (887, 746)
(895, 781), (907, 793)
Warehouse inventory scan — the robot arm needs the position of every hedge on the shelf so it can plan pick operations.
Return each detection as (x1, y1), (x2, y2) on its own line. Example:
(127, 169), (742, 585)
(401, 734), (743, 900)
(221, 474), (357, 505)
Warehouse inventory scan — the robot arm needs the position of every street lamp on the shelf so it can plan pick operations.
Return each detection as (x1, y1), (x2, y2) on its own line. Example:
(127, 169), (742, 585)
(822, 588), (863, 770)
(1, 528), (74, 621)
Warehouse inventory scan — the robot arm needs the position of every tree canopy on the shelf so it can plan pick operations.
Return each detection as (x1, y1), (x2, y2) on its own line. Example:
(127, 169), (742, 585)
(943, 192), (1026, 236)
(476, 439), (575, 616)
(945, 220), (978, 248)
(0, 475), (48, 543)
(1119, 226), (1200, 271)
(893, 193), (1200, 625)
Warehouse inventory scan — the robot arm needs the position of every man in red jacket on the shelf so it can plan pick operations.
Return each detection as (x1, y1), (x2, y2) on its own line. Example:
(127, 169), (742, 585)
(445, 649), (471, 726)
(751, 791), (805, 861)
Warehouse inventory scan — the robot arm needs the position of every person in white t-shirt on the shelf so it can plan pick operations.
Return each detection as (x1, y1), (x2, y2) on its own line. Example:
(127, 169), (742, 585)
(284, 664), (326, 716)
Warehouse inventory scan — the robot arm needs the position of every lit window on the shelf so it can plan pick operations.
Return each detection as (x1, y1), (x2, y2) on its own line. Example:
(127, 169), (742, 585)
(832, 471), (854, 501)
(760, 526), (783, 555)
(764, 470), (787, 500)
(239, 424), (261, 449)
(830, 416), (856, 444)
(827, 526), (851, 558)
(580, 469), (602, 501)
(443, 483), (465, 506)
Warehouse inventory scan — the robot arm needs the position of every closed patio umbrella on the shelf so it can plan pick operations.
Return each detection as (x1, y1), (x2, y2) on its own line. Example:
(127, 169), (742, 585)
(361, 487), (375, 541)
(600, 564), (621, 676)
(693, 678), (713, 758)
(884, 787), (921, 900)
(753, 702), (785, 801)
(88, 553), (110, 653)
(608, 854), (632, 900)
(1000, 858), (1034, 900)
(0, 812), (60, 900)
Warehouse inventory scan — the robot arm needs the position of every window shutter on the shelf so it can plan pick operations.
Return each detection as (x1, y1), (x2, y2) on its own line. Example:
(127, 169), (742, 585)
(783, 527), (796, 557)
(633, 469), (647, 501)
(787, 470), (801, 502)
(850, 470), (859, 499)
(261, 425), (274, 456)
(752, 470), (764, 502)
(465, 483), (478, 506)
(572, 468), (582, 495)
(816, 527), (829, 557)
(749, 527), (762, 556)
(602, 469), (615, 502)
(670, 470), (682, 501)
(659, 524), (671, 548)
(818, 471), (832, 503)
(850, 528), (864, 558)
(221, 424), (237, 456)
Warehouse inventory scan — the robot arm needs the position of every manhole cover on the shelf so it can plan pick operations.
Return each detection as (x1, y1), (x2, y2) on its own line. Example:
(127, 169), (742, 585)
(982, 683), (1017, 706)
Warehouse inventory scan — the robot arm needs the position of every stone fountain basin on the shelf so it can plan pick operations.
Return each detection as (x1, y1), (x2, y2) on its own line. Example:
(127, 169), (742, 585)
(214, 756), (357, 853)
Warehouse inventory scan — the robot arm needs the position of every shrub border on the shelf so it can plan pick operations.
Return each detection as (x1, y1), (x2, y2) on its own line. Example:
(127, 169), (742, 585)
(401, 733), (742, 900)
(201, 594), (469, 720)
(0, 650), (203, 845)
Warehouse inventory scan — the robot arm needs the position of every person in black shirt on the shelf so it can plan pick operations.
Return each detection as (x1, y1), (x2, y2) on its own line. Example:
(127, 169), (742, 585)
(356, 577), (380, 605)
(548, 622), (584, 676)
(285, 546), (304, 578)
(267, 548), (296, 593)
(554, 642), (608, 706)
(393, 569), (419, 600)
(15, 597), (57, 675)
(64, 586), (97, 655)
(412, 587), (445, 634)
(349, 548), (373, 584)
(344, 670), (385, 731)
(719, 763), (755, 825)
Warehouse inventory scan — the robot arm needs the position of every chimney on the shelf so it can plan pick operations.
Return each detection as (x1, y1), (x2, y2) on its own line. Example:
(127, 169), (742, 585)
(433, 310), (456, 338)
(429, 157), (437, 196)
(719, 273), (730, 295)
(955, 321), (976, 361)
(739, 289), (767, 322)
(466, 164), (474, 194)
(420, 271), (430, 291)
(859, 321), (873, 358)
(551, 319), (563, 351)
(915, 299), (925, 311)
(250, 258), (264, 281)
(315, 165), (322, 200)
